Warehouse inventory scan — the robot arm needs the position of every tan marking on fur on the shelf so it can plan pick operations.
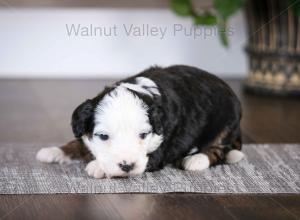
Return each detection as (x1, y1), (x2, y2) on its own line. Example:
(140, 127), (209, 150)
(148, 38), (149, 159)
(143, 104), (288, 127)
(211, 128), (229, 146)
(233, 140), (242, 150)
(202, 146), (225, 166)
(61, 139), (94, 162)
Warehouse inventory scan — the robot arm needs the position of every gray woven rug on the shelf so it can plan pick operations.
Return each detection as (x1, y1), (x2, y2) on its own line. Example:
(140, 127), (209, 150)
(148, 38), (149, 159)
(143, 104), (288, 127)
(0, 143), (299, 194)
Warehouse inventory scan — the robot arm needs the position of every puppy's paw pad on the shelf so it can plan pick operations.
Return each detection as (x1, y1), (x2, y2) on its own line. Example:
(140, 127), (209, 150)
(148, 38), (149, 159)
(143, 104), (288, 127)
(182, 153), (210, 171)
(36, 147), (71, 164)
(85, 160), (105, 179)
(226, 150), (245, 164)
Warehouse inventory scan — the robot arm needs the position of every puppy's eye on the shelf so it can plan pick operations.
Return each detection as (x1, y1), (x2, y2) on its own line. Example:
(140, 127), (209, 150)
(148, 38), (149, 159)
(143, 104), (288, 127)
(139, 132), (150, 140)
(95, 133), (109, 141)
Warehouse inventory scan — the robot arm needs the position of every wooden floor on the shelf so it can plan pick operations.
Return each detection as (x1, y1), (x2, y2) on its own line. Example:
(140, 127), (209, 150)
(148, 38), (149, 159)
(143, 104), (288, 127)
(0, 79), (299, 220)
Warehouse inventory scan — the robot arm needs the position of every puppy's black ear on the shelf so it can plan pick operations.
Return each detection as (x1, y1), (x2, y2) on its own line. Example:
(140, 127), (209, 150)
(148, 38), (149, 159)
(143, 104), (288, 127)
(71, 99), (94, 138)
(149, 105), (164, 135)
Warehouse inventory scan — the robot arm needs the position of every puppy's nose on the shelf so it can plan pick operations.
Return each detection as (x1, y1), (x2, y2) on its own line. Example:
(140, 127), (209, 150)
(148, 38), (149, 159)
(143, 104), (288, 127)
(118, 161), (135, 173)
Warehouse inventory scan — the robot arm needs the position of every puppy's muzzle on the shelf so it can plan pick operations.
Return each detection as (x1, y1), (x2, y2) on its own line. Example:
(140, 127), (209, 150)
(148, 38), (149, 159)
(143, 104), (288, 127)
(118, 161), (135, 173)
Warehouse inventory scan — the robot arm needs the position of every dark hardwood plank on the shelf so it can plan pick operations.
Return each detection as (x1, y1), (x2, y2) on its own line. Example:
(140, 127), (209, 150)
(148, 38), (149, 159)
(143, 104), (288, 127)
(0, 79), (111, 143)
(105, 194), (236, 220)
(0, 79), (299, 220)
(0, 195), (122, 220)
(227, 80), (300, 143)
(241, 94), (300, 143)
(1, 194), (299, 220)
(270, 195), (300, 219)
(214, 194), (300, 220)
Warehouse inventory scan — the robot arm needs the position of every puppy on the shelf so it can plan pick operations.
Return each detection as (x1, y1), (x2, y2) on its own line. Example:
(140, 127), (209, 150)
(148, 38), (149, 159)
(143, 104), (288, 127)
(36, 65), (244, 178)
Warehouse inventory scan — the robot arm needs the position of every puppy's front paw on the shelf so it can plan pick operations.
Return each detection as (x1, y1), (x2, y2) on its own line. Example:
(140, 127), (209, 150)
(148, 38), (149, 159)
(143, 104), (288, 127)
(85, 160), (105, 179)
(182, 153), (210, 171)
(36, 146), (71, 164)
(225, 150), (245, 164)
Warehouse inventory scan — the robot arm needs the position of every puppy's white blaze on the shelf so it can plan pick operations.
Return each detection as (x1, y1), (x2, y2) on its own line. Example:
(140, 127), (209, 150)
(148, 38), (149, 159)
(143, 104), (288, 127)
(225, 150), (245, 164)
(135, 77), (157, 88)
(120, 82), (153, 97)
(135, 77), (160, 96)
(119, 77), (160, 98)
(182, 153), (210, 171)
(95, 86), (149, 132)
(36, 146), (71, 164)
(148, 87), (160, 96)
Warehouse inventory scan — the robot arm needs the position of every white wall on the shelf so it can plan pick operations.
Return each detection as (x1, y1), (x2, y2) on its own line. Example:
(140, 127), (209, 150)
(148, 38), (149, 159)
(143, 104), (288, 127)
(0, 8), (248, 78)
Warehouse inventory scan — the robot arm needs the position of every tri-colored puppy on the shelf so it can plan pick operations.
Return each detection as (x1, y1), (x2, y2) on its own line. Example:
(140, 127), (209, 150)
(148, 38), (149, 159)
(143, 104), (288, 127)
(37, 65), (245, 178)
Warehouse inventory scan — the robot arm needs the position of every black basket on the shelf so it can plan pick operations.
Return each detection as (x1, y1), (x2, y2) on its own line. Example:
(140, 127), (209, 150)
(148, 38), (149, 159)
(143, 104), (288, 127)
(244, 0), (300, 96)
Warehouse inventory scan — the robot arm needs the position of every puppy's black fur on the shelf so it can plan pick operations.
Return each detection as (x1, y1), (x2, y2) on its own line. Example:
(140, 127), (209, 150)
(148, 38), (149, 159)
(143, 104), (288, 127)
(71, 65), (242, 171)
